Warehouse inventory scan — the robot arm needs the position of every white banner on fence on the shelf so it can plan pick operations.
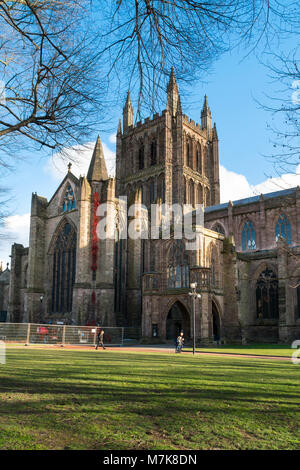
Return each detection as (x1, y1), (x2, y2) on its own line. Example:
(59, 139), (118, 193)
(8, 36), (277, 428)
(0, 341), (5, 364)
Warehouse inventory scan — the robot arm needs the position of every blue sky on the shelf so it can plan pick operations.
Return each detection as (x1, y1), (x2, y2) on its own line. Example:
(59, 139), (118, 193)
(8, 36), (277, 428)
(1, 34), (299, 267)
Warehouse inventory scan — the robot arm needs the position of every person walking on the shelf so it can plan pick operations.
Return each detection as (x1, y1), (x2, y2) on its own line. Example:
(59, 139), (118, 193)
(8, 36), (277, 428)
(95, 328), (106, 350)
(175, 331), (184, 353)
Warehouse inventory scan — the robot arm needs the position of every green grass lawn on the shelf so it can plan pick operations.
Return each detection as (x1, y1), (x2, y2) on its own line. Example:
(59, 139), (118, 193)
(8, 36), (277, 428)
(0, 348), (299, 450)
(185, 344), (295, 357)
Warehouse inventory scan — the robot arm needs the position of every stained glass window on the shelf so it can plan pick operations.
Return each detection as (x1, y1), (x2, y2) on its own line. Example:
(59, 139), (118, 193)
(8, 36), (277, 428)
(242, 221), (256, 251)
(51, 222), (77, 313)
(256, 269), (278, 319)
(167, 240), (189, 288)
(276, 214), (292, 244)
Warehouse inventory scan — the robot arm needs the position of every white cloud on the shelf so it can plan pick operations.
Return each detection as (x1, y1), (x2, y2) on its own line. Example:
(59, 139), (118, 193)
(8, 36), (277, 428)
(0, 213), (30, 267)
(45, 140), (116, 182)
(220, 166), (252, 202)
(220, 164), (300, 203)
(109, 133), (116, 144)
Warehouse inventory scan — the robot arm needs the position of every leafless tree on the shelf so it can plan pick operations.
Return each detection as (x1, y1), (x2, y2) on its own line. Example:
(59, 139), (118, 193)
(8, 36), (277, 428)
(95, 0), (298, 118)
(0, 1), (298, 156)
(261, 48), (300, 176)
(0, 0), (107, 159)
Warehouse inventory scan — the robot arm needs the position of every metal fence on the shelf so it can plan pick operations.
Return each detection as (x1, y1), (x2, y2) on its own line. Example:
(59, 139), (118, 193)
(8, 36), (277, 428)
(0, 323), (141, 347)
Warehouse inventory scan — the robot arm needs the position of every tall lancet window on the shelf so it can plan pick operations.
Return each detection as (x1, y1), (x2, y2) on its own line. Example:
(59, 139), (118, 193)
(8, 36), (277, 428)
(276, 214), (292, 244)
(167, 240), (189, 289)
(197, 145), (202, 173)
(150, 140), (157, 166)
(138, 144), (144, 170)
(189, 180), (195, 206)
(51, 222), (77, 314)
(187, 142), (193, 168)
(242, 221), (256, 251)
(63, 185), (75, 212)
(256, 269), (278, 319)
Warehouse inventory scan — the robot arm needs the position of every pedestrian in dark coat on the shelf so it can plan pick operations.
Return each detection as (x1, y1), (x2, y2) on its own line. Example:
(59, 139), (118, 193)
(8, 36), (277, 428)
(95, 329), (106, 350)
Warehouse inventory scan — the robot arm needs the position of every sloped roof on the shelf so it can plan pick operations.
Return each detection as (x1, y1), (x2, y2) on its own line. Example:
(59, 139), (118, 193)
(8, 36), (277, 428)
(205, 187), (297, 214)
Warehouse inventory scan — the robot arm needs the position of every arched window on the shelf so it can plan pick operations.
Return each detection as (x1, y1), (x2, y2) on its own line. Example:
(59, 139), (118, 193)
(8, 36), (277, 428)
(187, 142), (193, 168)
(213, 224), (225, 236)
(150, 140), (157, 166)
(168, 240), (189, 289)
(198, 185), (203, 205)
(211, 252), (216, 287)
(276, 214), (292, 244)
(205, 187), (210, 207)
(197, 145), (202, 173)
(150, 244), (155, 272)
(141, 184), (147, 205)
(138, 144), (144, 170)
(204, 147), (209, 177)
(149, 179), (156, 204)
(242, 221), (256, 251)
(157, 175), (165, 203)
(189, 180), (194, 206)
(51, 222), (77, 313)
(210, 245), (219, 288)
(256, 269), (278, 319)
(63, 185), (75, 212)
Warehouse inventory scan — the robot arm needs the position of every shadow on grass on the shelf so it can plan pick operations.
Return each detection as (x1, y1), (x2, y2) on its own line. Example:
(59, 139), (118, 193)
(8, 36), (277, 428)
(0, 349), (299, 450)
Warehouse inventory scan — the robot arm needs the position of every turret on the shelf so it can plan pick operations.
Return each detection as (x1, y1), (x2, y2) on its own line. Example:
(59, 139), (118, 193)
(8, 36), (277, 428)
(212, 122), (218, 141)
(166, 67), (180, 117)
(201, 95), (212, 136)
(117, 118), (122, 136)
(123, 91), (134, 131)
(79, 175), (91, 201)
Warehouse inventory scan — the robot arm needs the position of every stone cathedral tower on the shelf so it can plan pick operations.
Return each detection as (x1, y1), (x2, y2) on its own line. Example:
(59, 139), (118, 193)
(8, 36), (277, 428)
(114, 69), (220, 329)
(116, 69), (220, 208)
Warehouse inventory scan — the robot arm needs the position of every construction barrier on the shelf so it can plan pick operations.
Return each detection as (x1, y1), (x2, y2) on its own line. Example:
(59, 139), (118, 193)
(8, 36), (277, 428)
(0, 323), (141, 347)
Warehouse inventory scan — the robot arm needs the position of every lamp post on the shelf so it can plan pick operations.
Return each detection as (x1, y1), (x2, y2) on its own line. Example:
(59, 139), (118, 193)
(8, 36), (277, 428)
(39, 294), (44, 324)
(189, 282), (201, 355)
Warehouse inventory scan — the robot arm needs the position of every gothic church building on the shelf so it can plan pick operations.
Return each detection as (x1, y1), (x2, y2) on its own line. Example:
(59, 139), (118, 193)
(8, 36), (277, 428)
(6, 70), (300, 344)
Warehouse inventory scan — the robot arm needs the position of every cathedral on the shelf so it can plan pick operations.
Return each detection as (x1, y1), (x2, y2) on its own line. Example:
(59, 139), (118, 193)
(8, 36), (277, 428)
(4, 70), (300, 344)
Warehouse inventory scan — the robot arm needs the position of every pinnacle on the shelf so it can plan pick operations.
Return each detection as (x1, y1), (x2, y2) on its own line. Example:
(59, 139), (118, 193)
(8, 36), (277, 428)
(87, 135), (109, 182)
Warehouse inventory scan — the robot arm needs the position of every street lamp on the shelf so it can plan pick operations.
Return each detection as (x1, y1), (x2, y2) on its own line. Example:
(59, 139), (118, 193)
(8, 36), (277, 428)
(189, 282), (201, 355)
(39, 295), (44, 324)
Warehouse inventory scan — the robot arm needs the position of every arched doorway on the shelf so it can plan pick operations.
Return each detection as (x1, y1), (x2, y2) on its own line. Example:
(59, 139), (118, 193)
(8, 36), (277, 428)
(166, 301), (190, 340)
(212, 300), (221, 342)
